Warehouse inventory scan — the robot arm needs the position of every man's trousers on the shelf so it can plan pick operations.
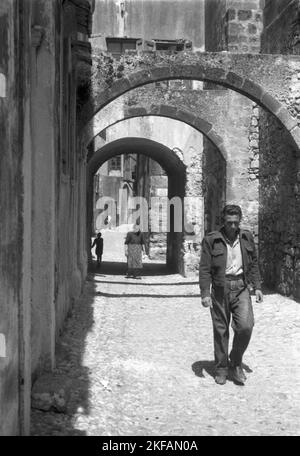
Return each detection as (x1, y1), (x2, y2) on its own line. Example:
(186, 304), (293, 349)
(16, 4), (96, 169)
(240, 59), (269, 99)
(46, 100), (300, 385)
(210, 277), (254, 375)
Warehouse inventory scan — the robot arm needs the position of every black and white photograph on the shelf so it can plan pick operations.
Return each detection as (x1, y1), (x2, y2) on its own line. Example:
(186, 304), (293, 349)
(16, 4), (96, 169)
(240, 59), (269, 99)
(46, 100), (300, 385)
(0, 0), (300, 439)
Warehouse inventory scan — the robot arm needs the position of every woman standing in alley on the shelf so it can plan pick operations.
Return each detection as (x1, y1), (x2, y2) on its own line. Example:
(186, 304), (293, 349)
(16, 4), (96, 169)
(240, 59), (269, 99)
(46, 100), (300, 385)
(124, 223), (148, 279)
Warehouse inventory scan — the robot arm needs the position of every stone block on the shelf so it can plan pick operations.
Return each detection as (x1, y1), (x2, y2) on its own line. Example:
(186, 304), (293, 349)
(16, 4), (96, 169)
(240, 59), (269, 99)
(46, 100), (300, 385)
(193, 118), (213, 134)
(228, 35), (241, 44)
(91, 91), (110, 112)
(250, 46), (260, 54)
(175, 64), (205, 80)
(228, 45), (240, 52)
(150, 66), (171, 81)
(228, 9), (236, 20)
(261, 92), (282, 115)
(109, 77), (131, 98)
(159, 104), (178, 117)
(209, 130), (224, 147)
(238, 10), (252, 21)
(242, 79), (264, 102)
(31, 374), (73, 413)
(127, 106), (148, 117)
(276, 107), (298, 132)
(226, 71), (244, 89)
(290, 126), (300, 149)
(176, 109), (196, 126)
(127, 70), (153, 88)
(248, 24), (257, 34)
(204, 67), (227, 83)
(228, 22), (245, 34)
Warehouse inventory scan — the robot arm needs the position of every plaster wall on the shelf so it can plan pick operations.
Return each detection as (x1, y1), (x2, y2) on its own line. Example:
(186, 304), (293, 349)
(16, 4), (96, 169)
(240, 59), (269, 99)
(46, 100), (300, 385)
(0, 0), (21, 436)
(92, 0), (205, 51)
(30, 0), (59, 378)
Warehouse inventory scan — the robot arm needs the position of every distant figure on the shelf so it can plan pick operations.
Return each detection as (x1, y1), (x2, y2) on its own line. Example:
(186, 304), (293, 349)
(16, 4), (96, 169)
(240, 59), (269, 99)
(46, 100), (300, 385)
(124, 224), (148, 279)
(105, 214), (112, 230)
(92, 232), (103, 268)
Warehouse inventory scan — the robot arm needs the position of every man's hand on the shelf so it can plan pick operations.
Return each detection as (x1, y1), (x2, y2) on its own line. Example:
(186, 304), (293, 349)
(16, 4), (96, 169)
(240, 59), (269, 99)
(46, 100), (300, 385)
(201, 296), (213, 308)
(255, 289), (263, 303)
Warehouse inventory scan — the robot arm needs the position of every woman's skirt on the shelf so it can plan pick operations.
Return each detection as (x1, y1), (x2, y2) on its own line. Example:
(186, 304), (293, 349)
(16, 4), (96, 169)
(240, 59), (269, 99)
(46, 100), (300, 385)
(127, 244), (143, 269)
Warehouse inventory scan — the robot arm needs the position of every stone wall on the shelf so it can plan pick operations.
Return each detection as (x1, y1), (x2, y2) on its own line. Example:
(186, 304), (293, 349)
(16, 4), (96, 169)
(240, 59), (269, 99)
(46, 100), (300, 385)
(205, 0), (227, 51)
(0, 0), (94, 435)
(0, 0), (22, 436)
(226, 0), (263, 53)
(259, 110), (300, 298)
(205, 0), (263, 52)
(203, 137), (226, 233)
(262, 0), (300, 54)
(260, 0), (300, 299)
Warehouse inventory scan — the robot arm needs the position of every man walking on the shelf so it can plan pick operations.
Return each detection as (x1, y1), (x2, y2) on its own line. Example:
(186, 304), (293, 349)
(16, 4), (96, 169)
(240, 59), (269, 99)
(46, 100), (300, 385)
(92, 232), (103, 269)
(199, 205), (263, 385)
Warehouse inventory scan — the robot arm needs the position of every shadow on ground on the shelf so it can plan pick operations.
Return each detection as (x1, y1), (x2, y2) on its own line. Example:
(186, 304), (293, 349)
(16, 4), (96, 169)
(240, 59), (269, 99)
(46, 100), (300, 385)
(89, 260), (173, 276)
(192, 360), (253, 383)
(30, 280), (97, 436)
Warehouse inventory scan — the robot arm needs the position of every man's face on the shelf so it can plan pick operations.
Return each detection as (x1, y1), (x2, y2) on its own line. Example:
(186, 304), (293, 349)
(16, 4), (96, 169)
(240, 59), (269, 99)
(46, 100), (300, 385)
(224, 214), (240, 238)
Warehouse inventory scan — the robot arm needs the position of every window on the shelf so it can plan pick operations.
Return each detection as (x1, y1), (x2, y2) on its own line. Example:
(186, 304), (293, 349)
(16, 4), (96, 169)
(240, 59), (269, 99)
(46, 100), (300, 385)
(108, 156), (122, 173)
(155, 40), (183, 51)
(106, 37), (140, 58)
(152, 39), (192, 52)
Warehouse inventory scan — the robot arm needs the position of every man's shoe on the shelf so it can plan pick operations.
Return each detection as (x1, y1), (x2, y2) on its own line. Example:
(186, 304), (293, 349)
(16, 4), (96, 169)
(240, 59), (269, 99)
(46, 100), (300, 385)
(231, 366), (246, 385)
(215, 373), (227, 385)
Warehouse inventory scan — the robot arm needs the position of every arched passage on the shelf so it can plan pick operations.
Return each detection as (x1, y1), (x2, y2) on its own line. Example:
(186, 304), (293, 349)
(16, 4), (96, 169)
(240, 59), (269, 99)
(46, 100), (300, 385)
(86, 104), (227, 161)
(80, 52), (300, 151)
(81, 53), (300, 291)
(88, 115), (227, 277)
(87, 137), (188, 275)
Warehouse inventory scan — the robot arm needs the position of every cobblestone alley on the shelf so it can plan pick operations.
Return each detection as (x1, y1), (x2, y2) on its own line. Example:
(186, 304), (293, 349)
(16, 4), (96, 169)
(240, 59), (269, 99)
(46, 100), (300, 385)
(31, 232), (300, 436)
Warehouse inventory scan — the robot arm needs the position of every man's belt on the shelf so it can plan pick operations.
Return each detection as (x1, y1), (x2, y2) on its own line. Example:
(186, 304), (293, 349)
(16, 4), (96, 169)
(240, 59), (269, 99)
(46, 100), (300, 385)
(225, 273), (244, 281)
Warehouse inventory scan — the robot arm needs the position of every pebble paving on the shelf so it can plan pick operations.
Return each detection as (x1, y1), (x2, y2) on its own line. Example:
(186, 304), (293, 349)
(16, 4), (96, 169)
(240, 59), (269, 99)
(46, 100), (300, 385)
(31, 232), (300, 436)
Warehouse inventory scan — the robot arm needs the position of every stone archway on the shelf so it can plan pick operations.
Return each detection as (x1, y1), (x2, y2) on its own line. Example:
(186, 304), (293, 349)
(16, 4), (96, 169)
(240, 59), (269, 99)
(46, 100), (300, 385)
(87, 137), (190, 275)
(81, 50), (300, 292)
(85, 104), (227, 161)
(80, 51), (300, 150)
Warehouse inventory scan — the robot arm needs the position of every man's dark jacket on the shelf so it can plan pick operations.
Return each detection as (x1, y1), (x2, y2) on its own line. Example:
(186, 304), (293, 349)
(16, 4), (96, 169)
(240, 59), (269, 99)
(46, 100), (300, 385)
(199, 229), (261, 298)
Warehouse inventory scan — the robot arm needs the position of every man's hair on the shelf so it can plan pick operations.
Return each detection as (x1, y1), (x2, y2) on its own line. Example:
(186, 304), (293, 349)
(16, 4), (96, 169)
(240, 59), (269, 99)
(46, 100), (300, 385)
(222, 204), (242, 220)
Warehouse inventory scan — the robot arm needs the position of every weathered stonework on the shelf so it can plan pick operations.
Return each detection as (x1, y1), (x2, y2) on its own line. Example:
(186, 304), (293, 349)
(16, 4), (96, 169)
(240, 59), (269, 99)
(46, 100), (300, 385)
(259, 109), (300, 298)
(260, 0), (300, 299)
(226, 2), (263, 53)
(262, 0), (300, 55)
(87, 85), (260, 233)
(78, 49), (300, 153)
